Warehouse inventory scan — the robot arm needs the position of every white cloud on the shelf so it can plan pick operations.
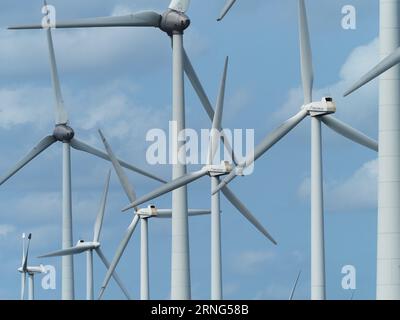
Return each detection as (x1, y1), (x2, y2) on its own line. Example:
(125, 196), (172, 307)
(273, 38), (379, 133)
(328, 159), (378, 211)
(232, 250), (276, 274)
(0, 225), (16, 238)
(298, 159), (378, 212)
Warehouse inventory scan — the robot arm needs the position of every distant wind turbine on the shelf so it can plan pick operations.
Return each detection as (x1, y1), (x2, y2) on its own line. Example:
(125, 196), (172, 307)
(18, 233), (46, 300)
(98, 130), (211, 300)
(38, 170), (131, 300)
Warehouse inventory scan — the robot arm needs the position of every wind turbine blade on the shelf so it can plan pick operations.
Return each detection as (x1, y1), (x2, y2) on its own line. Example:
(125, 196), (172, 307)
(8, 12), (162, 30)
(21, 273), (26, 300)
(21, 233), (26, 268)
(155, 209), (211, 218)
(289, 270), (302, 300)
(208, 57), (229, 165)
(70, 138), (166, 183)
(98, 215), (140, 299)
(217, 0), (237, 21)
(46, 27), (68, 125)
(221, 186), (277, 245)
(0, 136), (56, 186)
(23, 234), (32, 271)
(183, 50), (238, 165)
(344, 47), (400, 96)
(321, 115), (378, 152)
(95, 248), (131, 300)
(38, 246), (87, 258)
(213, 109), (308, 194)
(93, 169), (111, 242)
(122, 168), (209, 212)
(298, 0), (314, 104)
(169, 0), (191, 13)
(98, 130), (137, 204)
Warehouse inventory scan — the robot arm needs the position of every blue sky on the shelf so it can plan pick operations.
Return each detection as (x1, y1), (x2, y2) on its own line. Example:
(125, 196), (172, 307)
(0, 0), (380, 300)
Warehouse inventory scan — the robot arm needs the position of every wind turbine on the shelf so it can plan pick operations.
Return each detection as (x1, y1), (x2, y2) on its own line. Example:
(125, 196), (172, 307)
(202, 0), (378, 300)
(6, 8), (165, 300)
(18, 233), (46, 300)
(97, 130), (211, 300)
(9, 1), (240, 299)
(122, 57), (277, 300)
(38, 170), (131, 300)
(343, 0), (400, 300)
(8, 0), (201, 300)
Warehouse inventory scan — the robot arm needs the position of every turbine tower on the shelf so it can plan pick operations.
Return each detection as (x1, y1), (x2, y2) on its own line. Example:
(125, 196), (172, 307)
(7, 8), (165, 300)
(344, 0), (400, 300)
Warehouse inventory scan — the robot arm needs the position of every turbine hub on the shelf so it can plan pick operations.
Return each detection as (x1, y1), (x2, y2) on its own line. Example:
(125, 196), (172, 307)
(53, 124), (75, 142)
(160, 9), (190, 35)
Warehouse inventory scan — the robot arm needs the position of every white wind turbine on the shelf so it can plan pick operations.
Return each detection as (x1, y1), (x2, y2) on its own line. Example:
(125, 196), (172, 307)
(38, 170), (131, 300)
(10, 1), (241, 299)
(206, 0), (378, 300)
(7, 9), (165, 300)
(343, 0), (400, 300)
(18, 233), (46, 300)
(121, 57), (277, 300)
(98, 130), (211, 300)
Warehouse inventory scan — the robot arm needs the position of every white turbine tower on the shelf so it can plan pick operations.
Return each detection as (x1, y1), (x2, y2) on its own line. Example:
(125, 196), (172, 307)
(18, 233), (46, 300)
(344, 0), (400, 301)
(7, 10), (165, 300)
(122, 57), (277, 300)
(38, 170), (131, 300)
(97, 130), (211, 300)
(204, 0), (377, 300)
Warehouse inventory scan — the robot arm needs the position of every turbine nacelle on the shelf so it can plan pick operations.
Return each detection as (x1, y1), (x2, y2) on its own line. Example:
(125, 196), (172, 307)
(302, 97), (336, 117)
(18, 265), (45, 274)
(53, 124), (75, 142)
(136, 205), (158, 218)
(205, 161), (233, 177)
(75, 240), (100, 250)
(160, 9), (190, 35)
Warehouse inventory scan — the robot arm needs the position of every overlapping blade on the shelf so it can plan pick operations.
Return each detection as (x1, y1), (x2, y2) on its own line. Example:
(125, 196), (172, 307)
(208, 57), (229, 165)
(122, 168), (209, 212)
(217, 0), (237, 21)
(70, 138), (166, 183)
(9, 11), (162, 30)
(321, 115), (378, 152)
(46, 27), (69, 125)
(298, 0), (314, 104)
(22, 234), (32, 271)
(169, 0), (191, 13)
(98, 130), (137, 207)
(0, 136), (57, 186)
(213, 109), (308, 194)
(221, 186), (277, 245)
(344, 47), (400, 96)
(93, 169), (111, 242)
(183, 50), (238, 165)
(98, 215), (140, 299)
(95, 248), (131, 300)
